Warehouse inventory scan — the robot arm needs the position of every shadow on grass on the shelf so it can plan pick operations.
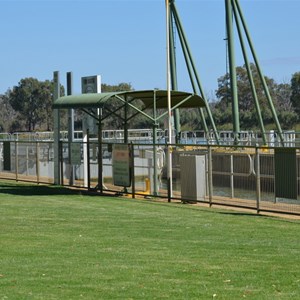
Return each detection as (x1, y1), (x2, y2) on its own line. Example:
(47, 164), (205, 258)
(217, 211), (262, 217)
(0, 182), (81, 196)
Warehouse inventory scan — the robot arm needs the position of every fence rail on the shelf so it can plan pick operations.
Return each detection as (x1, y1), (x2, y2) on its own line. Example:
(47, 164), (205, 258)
(0, 140), (299, 216)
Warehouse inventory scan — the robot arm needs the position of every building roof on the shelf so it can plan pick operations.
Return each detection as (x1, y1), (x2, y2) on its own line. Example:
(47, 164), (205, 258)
(52, 90), (206, 109)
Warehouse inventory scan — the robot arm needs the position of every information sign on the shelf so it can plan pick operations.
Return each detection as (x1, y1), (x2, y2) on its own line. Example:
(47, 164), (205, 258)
(112, 144), (131, 187)
(70, 143), (81, 165)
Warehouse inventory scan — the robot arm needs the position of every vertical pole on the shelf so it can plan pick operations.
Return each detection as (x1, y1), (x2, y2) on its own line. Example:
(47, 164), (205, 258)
(231, 1), (267, 145)
(60, 141), (64, 185)
(234, 0), (284, 145)
(26, 146), (29, 176)
(225, 0), (240, 135)
(83, 127), (88, 188)
(255, 147), (261, 214)
(53, 71), (61, 185)
(98, 108), (103, 193)
(171, 2), (219, 143)
(87, 129), (91, 190)
(67, 72), (74, 185)
(208, 145), (213, 207)
(15, 140), (18, 181)
(166, 0), (173, 201)
(230, 154), (234, 198)
(169, 3), (181, 143)
(131, 142), (135, 199)
(124, 96), (128, 144)
(153, 91), (158, 196)
(36, 142), (40, 184)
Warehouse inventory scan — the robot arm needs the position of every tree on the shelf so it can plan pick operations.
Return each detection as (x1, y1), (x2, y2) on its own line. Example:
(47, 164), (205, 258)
(214, 64), (296, 130)
(290, 72), (300, 118)
(8, 78), (45, 131)
(7, 77), (65, 132)
(101, 82), (133, 93)
(38, 80), (61, 131)
(272, 82), (297, 129)
(0, 93), (18, 132)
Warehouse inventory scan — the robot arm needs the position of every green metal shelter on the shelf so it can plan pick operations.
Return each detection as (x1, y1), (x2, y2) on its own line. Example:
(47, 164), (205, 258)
(52, 89), (206, 193)
(53, 89), (205, 109)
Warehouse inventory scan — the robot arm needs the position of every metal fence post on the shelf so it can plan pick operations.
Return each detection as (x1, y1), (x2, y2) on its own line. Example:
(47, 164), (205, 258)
(36, 142), (40, 184)
(15, 141), (18, 181)
(230, 154), (234, 198)
(131, 142), (135, 199)
(208, 145), (213, 207)
(256, 147), (261, 214)
(87, 130), (91, 190)
(60, 141), (64, 186)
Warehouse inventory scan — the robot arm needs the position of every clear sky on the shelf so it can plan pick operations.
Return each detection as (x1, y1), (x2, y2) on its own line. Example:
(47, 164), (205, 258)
(1, 0), (300, 98)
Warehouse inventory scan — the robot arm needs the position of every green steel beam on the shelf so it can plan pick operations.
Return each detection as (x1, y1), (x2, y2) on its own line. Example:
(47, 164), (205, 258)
(170, 1), (220, 143)
(225, 0), (240, 135)
(53, 71), (61, 185)
(234, 0), (284, 145)
(231, 0), (267, 145)
(169, 7), (181, 142)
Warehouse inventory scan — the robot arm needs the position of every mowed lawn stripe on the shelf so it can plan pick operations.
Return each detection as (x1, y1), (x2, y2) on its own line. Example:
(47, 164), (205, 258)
(0, 181), (299, 299)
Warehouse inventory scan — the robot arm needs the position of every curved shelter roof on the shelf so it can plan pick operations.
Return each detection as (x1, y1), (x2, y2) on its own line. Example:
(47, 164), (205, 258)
(53, 90), (206, 109)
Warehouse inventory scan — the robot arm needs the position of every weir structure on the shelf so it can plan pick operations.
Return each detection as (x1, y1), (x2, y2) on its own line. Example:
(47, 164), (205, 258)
(167, 0), (283, 145)
(51, 0), (287, 199)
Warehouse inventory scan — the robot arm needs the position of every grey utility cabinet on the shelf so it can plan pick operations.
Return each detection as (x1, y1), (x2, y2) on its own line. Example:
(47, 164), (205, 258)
(180, 155), (206, 202)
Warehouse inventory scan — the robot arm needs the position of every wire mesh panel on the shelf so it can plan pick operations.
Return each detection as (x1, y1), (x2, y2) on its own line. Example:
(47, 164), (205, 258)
(0, 138), (299, 216)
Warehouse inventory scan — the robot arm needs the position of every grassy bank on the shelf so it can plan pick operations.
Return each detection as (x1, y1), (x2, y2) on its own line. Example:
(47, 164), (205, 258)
(0, 181), (299, 299)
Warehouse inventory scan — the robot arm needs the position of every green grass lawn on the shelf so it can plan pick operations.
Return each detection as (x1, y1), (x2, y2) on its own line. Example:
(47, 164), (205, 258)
(0, 181), (299, 299)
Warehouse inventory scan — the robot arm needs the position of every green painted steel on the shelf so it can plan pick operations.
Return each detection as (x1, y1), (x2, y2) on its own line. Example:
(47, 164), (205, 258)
(274, 148), (297, 200)
(170, 1), (219, 143)
(53, 71), (61, 185)
(231, 0), (267, 145)
(234, 0), (284, 145)
(168, 3), (181, 142)
(226, 0), (240, 135)
(53, 90), (205, 110)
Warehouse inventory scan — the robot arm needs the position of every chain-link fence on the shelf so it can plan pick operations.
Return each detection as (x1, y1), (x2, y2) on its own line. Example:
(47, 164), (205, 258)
(1, 139), (300, 216)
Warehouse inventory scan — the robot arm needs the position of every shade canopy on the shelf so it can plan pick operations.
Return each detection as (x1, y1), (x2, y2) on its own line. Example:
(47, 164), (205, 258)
(52, 89), (206, 110)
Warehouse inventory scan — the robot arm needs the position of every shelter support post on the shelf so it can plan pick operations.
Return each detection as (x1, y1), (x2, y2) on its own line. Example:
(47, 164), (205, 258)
(67, 72), (75, 185)
(131, 142), (135, 198)
(153, 90), (159, 196)
(97, 110), (103, 193)
(53, 71), (61, 185)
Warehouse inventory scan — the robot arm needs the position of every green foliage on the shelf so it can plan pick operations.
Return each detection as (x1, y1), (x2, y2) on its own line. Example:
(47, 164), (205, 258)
(101, 82), (133, 92)
(290, 72), (300, 118)
(6, 78), (64, 132)
(0, 94), (16, 132)
(213, 64), (296, 131)
(1, 68), (300, 133)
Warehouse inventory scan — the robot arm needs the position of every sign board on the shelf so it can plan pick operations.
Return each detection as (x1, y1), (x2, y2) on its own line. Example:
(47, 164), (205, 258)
(70, 143), (81, 165)
(112, 144), (131, 187)
(81, 75), (101, 135)
(81, 75), (101, 94)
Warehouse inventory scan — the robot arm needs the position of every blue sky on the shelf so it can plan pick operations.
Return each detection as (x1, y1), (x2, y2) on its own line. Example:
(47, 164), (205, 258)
(1, 0), (300, 98)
